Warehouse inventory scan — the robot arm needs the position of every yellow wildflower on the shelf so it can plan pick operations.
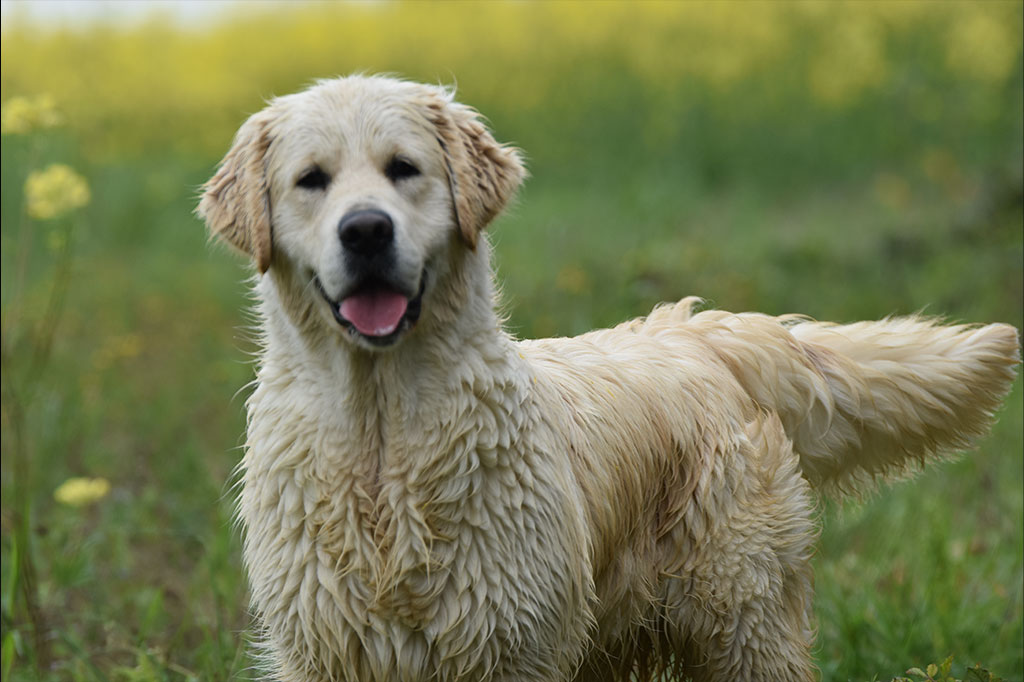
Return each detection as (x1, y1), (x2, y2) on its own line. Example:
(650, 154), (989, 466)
(92, 333), (144, 370)
(555, 265), (590, 295)
(1, 94), (62, 135)
(54, 477), (111, 507)
(947, 9), (1016, 83)
(874, 172), (911, 211)
(24, 164), (91, 220)
(809, 16), (888, 107)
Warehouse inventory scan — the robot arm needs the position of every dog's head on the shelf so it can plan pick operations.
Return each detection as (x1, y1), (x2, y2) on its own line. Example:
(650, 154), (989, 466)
(198, 75), (525, 349)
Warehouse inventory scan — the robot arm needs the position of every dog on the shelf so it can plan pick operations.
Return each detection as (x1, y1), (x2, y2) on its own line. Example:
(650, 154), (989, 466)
(198, 75), (1019, 682)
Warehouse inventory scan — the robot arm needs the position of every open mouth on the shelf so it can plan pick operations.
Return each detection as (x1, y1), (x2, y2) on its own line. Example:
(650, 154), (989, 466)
(314, 275), (425, 347)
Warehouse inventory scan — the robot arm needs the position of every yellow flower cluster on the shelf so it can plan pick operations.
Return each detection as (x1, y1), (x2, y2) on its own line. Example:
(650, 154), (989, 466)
(947, 10), (1019, 82)
(1, 93), (62, 135)
(24, 163), (91, 221)
(808, 15), (888, 107)
(92, 333), (144, 371)
(555, 265), (591, 295)
(54, 477), (111, 507)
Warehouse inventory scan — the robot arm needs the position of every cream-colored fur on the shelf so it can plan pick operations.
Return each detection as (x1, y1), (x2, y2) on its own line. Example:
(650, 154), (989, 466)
(198, 75), (1020, 682)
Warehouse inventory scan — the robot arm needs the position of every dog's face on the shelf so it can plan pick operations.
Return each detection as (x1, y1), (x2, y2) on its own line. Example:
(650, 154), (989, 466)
(198, 76), (525, 350)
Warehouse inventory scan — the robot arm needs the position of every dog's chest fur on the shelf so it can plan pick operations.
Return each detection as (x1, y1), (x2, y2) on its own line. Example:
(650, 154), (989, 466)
(237, 338), (592, 681)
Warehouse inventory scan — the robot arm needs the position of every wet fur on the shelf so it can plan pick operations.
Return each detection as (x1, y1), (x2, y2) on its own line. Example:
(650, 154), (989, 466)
(199, 75), (1020, 681)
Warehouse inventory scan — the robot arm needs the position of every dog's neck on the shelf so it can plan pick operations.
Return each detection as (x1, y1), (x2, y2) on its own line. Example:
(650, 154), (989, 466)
(252, 244), (528, 461)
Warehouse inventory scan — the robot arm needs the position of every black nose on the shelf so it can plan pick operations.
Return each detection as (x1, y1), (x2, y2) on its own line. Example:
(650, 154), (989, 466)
(338, 209), (394, 256)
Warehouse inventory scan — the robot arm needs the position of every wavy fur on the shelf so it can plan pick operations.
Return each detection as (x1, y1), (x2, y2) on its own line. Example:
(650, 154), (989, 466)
(200, 75), (1019, 681)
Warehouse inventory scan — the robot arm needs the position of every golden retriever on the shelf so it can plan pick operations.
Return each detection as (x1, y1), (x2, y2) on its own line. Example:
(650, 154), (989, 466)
(198, 75), (1019, 682)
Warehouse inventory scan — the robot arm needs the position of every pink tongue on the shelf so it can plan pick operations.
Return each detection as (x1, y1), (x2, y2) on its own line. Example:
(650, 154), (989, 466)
(339, 289), (409, 337)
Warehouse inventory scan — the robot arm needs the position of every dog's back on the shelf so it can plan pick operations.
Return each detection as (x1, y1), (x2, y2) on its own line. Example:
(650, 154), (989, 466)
(528, 297), (1018, 498)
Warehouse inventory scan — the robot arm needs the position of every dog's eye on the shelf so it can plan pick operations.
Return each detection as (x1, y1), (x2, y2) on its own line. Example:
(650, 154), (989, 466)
(385, 157), (420, 183)
(296, 166), (330, 190)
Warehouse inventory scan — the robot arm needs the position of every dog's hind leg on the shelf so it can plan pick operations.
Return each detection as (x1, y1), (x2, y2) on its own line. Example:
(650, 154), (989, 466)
(658, 414), (819, 682)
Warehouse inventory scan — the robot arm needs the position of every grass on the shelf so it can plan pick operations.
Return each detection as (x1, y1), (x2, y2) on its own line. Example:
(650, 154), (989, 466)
(1, 2), (1022, 680)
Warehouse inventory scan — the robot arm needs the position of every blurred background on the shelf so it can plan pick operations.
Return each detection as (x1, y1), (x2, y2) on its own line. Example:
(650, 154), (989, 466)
(1, 1), (1021, 680)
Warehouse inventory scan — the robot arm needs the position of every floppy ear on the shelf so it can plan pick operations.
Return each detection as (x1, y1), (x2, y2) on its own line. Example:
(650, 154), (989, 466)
(430, 97), (526, 249)
(197, 109), (275, 273)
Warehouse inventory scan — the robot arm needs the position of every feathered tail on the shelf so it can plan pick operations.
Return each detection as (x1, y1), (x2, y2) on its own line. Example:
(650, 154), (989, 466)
(637, 299), (1020, 496)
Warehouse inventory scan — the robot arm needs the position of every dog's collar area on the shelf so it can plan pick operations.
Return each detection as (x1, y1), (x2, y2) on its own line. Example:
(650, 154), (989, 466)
(314, 275), (425, 347)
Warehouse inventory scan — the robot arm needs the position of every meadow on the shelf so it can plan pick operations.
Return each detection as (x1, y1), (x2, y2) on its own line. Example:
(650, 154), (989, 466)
(1, 2), (1022, 680)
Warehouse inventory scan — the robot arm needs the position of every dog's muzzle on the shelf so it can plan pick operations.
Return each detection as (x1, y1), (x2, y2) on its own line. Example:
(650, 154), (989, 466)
(314, 209), (425, 347)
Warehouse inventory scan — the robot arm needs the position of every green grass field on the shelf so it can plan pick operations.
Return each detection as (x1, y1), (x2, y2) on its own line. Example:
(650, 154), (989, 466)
(2, 2), (1022, 680)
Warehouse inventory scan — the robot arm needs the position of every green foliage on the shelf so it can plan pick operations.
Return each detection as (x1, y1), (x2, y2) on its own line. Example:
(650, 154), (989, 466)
(1, 2), (1021, 680)
(896, 656), (1004, 682)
